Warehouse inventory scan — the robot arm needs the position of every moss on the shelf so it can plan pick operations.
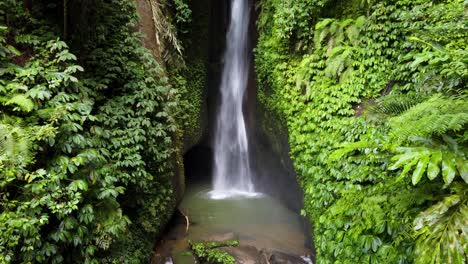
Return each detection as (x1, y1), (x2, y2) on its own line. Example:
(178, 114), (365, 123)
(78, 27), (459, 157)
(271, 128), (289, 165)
(172, 0), (211, 150)
(172, 62), (206, 149)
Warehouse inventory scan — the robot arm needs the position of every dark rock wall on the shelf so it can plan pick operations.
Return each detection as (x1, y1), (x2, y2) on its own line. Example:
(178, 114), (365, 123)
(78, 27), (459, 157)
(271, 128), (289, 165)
(183, 0), (305, 215)
(135, 0), (162, 62)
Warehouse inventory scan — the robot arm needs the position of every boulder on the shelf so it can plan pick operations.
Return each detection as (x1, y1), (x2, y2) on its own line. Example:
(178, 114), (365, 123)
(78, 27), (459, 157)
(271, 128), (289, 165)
(222, 245), (267, 264)
(262, 250), (308, 264)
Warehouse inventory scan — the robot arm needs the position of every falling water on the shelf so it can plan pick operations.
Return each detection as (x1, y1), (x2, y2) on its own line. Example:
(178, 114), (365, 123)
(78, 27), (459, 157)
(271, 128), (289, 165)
(211, 0), (256, 199)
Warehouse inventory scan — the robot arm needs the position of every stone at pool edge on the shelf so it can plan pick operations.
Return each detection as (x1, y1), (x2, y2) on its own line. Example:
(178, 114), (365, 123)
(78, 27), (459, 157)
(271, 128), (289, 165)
(221, 245), (266, 264)
(261, 249), (308, 264)
(220, 246), (308, 264)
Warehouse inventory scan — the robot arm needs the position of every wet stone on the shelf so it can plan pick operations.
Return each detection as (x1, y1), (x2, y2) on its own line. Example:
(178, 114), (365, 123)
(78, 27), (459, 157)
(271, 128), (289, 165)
(222, 245), (266, 264)
(263, 250), (308, 264)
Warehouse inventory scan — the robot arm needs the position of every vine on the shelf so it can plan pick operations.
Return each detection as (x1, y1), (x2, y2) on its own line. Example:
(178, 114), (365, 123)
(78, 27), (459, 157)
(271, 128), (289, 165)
(255, 0), (467, 263)
(0, 0), (185, 262)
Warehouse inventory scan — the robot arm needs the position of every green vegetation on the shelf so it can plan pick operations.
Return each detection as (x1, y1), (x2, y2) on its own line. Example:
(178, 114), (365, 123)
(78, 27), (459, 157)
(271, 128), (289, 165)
(189, 240), (239, 264)
(0, 0), (186, 262)
(170, 0), (210, 149)
(255, 0), (467, 263)
(2, 0), (466, 263)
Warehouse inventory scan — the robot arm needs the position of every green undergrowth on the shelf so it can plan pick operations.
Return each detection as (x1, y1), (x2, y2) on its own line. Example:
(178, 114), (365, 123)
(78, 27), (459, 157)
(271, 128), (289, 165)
(189, 240), (239, 264)
(169, 0), (211, 150)
(255, 0), (467, 263)
(0, 0), (187, 263)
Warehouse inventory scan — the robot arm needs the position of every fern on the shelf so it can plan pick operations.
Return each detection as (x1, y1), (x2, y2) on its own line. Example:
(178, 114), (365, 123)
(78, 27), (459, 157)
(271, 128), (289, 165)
(0, 118), (32, 167)
(325, 45), (354, 80)
(149, 0), (184, 64)
(370, 93), (426, 117)
(314, 16), (366, 53)
(329, 140), (378, 162)
(4, 94), (34, 112)
(390, 94), (468, 141)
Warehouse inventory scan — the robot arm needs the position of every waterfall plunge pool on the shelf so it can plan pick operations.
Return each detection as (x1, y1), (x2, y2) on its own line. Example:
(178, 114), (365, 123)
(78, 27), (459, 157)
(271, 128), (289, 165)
(208, 188), (263, 200)
(151, 181), (313, 264)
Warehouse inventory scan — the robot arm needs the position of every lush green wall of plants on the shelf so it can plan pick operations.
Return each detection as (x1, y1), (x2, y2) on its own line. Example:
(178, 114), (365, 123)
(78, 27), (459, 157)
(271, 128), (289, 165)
(169, 0), (210, 150)
(255, 0), (467, 263)
(0, 0), (190, 262)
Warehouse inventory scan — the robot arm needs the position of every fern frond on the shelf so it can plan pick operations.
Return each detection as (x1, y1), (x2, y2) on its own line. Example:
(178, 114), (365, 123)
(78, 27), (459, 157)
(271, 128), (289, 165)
(390, 94), (468, 140)
(325, 46), (354, 79)
(5, 94), (34, 112)
(346, 25), (360, 46)
(315, 26), (331, 50)
(0, 117), (33, 166)
(329, 140), (377, 162)
(354, 16), (367, 29)
(148, 0), (184, 63)
(370, 93), (425, 117)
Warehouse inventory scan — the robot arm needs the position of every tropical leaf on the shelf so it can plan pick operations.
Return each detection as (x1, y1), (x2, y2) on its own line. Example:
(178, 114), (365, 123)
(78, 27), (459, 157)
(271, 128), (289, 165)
(426, 151), (442, 180)
(412, 154), (429, 185)
(442, 152), (457, 185)
(5, 94), (34, 112)
(390, 144), (467, 185)
(413, 192), (467, 264)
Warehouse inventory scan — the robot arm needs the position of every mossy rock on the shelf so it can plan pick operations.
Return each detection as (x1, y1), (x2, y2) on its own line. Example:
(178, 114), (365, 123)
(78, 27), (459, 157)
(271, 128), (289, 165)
(188, 240), (239, 264)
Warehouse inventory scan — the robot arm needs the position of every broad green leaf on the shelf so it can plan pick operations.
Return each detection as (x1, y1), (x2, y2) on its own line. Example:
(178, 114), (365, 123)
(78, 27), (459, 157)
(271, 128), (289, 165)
(427, 151), (442, 180)
(6, 45), (21, 56)
(412, 154), (429, 185)
(371, 237), (382, 253)
(442, 152), (456, 185)
(398, 158), (419, 180)
(389, 150), (420, 170)
(455, 156), (468, 184)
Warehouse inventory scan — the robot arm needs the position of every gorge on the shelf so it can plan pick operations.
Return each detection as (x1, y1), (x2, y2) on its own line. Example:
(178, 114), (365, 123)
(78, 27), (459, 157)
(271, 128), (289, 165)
(0, 0), (466, 263)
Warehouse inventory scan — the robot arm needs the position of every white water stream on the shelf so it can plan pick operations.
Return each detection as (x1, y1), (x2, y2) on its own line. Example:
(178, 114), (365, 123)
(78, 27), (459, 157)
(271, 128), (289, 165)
(211, 0), (257, 199)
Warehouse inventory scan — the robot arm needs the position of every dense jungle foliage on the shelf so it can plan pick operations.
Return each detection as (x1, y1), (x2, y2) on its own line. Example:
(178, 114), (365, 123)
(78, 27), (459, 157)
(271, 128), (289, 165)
(255, 0), (467, 263)
(0, 0), (194, 262)
(2, 0), (467, 263)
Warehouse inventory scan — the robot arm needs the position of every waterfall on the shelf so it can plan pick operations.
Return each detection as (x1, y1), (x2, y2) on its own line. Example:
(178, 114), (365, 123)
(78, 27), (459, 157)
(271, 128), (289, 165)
(211, 0), (256, 199)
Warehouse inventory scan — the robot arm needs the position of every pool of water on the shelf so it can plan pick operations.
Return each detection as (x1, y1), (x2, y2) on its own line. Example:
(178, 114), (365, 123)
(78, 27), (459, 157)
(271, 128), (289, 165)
(181, 182), (310, 255)
(152, 181), (312, 263)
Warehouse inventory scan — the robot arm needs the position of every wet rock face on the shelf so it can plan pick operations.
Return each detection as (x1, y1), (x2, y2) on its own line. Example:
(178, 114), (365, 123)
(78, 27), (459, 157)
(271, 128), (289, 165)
(135, 0), (162, 62)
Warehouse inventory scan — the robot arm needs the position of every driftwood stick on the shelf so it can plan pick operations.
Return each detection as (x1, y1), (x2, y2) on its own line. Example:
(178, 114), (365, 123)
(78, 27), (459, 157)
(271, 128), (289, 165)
(178, 207), (189, 234)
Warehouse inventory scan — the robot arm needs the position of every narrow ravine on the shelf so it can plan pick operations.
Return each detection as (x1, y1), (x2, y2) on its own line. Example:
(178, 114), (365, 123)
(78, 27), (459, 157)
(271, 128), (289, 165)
(151, 0), (313, 263)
